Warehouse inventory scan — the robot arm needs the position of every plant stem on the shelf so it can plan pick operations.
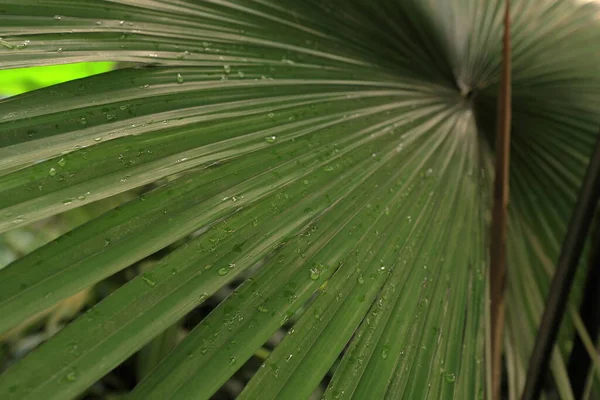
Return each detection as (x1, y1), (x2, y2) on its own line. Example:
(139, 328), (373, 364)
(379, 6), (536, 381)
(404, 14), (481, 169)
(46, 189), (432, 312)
(490, 1), (512, 399)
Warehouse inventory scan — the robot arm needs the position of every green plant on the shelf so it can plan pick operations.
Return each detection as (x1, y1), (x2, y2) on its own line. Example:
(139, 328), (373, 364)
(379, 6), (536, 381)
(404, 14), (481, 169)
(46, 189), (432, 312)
(0, 1), (599, 399)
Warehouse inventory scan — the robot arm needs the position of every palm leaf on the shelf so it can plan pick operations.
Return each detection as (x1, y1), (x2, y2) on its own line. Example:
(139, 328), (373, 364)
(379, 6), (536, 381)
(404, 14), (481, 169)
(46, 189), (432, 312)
(0, 0), (599, 399)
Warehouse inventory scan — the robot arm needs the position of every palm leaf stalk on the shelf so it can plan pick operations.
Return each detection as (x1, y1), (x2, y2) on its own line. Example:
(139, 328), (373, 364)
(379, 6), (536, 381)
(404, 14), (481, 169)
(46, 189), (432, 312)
(489, 0), (511, 398)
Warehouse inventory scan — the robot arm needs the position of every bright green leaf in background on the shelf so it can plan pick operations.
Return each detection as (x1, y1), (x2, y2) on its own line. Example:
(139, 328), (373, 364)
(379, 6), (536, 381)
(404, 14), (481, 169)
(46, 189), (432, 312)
(0, 1), (599, 400)
(0, 63), (113, 96)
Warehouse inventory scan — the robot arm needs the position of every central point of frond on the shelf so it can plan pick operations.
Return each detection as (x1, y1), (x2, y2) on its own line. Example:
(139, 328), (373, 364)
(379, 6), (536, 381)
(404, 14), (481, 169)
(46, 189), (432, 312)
(457, 80), (473, 99)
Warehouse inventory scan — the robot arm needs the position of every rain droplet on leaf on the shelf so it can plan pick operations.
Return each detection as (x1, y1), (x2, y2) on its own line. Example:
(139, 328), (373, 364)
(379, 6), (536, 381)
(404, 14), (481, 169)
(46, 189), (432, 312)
(176, 73), (184, 83)
(142, 272), (157, 287)
(58, 158), (67, 167)
(264, 136), (277, 144)
(445, 372), (456, 383)
(381, 345), (389, 359)
(49, 168), (57, 177)
(309, 268), (320, 280)
(66, 370), (77, 382)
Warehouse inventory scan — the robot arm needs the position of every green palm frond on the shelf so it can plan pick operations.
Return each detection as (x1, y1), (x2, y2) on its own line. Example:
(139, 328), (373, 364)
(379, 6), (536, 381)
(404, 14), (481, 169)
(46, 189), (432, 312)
(0, 1), (599, 399)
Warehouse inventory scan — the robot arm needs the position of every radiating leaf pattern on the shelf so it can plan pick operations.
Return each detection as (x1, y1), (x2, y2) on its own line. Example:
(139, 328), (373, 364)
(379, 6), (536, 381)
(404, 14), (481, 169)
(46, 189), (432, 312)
(0, 0), (599, 399)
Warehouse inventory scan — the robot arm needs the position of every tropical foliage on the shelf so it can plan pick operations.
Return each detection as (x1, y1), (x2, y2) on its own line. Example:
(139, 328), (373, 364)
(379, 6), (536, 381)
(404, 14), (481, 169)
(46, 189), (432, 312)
(0, 0), (599, 399)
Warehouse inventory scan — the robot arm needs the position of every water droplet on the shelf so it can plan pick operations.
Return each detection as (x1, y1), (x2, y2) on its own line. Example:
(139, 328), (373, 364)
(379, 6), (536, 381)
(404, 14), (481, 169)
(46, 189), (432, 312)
(94, 137), (102, 142)
(229, 356), (236, 365)
(63, 198), (73, 205)
(54, 15), (62, 21)
(65, 370), (77, 382)
(357, 275), (364, 284)
(217, 267), (229, 276)
(223, 64), (231, 73)
(79, 117), (87, 125)
(381, 346), (389, 359)
(58, 158), (67, 167)
(142, 272), (157, 287)
(257, 305), (268, 313)
(323, 165), (335, 172)
(444, 372), (456, 383)
(176, 73), (184, 83)
(309, 267), (320, 280)
(48, 168), (57, 177)
(264, 136), (277, 144)
(57, 47), (63, 53)
(16, 40), (30, 49)
(267, 112), (275, 119)
(237, 71), (245, 78)
(426, 168), (434, 177)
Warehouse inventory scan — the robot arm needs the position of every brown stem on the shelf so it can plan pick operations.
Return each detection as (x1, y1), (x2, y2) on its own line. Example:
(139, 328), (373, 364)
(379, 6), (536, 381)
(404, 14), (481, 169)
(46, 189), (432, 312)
(490, 1), (512, 399)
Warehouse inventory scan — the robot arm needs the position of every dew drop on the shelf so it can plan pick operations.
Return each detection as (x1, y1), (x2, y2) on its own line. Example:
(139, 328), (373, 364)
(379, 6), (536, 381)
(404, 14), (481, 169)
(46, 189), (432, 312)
(264, 136), (277, 144)
(257, 305), (268, 313)
(141, 272), (157, 287)
(176, 73), (184, 83)
(323, 165), (335, 172)
(444, 372), (456, 383)
(381, 345), (389, 360)
(223, 64), (231, 74)
(48, 168), (57, 177)
(357, 275), (365, 284)
(217, 267), (229, 276)
(79, 117), (88, 125)
(309, 267), (320, 280)
(58, 158), (67, 167)
(65, 370), (77, 382)
(54, 15), (62, 21)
